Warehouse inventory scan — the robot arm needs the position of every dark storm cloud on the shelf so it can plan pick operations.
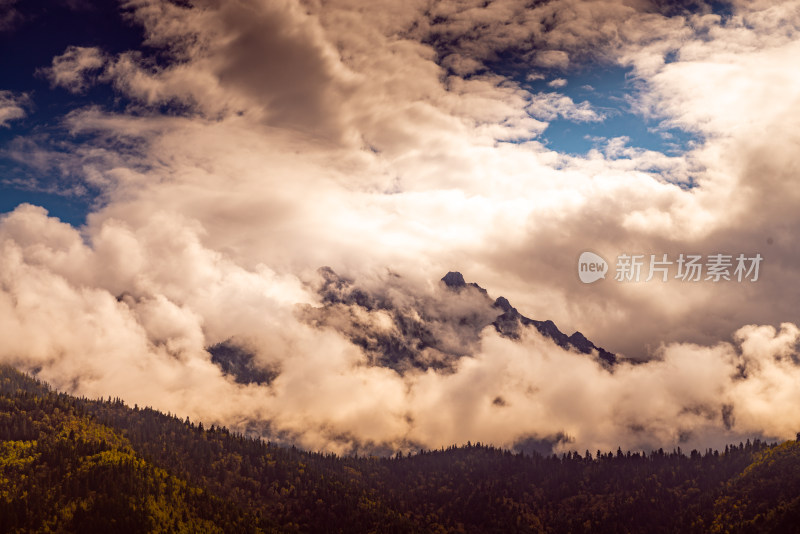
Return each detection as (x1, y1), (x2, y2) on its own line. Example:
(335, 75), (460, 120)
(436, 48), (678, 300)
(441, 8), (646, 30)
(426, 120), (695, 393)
(0, 0), (20, 31)
(212, 0), (350, 138)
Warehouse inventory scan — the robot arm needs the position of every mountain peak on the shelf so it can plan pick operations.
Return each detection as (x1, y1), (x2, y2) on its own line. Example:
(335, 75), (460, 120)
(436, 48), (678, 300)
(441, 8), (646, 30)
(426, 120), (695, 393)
(440, 272), (615, 365)
(494, 296), (514, 312)
(301, 267), (617, 374)
(441, 271), (466, 288)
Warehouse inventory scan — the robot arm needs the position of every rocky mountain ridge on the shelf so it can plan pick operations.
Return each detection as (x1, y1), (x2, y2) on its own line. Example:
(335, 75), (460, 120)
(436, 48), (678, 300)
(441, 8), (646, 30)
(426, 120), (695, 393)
(210, 268), (616, 385)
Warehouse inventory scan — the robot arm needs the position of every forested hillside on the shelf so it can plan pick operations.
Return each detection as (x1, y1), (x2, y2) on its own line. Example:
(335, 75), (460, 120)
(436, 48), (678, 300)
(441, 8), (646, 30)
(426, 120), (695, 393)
(1, 365), (798, 533)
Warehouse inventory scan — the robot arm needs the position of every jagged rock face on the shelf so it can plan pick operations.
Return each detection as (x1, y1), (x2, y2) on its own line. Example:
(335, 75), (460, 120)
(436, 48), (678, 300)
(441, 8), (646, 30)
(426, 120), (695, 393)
(441, 271), (488, 295)
(308, 268), (616, 372)
(442, 271), (466, 288)
(491, 295), (616, 365)
(207, 268), (616, 382)
(299, 268), (499, 373)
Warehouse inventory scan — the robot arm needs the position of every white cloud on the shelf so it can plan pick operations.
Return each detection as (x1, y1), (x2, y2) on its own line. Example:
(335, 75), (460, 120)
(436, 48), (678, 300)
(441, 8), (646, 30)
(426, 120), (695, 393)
(0, 90), (27, 127)
(535, 50), (570, 69)
(527, 92), (604, 122)
(42, 46), (107, 94)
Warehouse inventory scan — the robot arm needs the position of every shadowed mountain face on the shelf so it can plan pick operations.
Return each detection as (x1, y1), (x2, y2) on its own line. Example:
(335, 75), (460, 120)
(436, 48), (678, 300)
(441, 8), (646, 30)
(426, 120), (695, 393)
(208, 341), (277, 386)
(209, 268), (615, 383)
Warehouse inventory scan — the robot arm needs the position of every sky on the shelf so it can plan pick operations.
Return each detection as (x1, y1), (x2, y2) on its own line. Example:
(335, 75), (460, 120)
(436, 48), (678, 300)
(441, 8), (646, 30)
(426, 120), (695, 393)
(1, 0), (800, 455)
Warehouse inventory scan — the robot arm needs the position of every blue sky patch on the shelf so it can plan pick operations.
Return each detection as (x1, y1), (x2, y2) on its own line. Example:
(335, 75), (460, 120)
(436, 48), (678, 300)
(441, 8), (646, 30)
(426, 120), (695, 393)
(0, 1), (143, 225)
(523, 66), (700, 156)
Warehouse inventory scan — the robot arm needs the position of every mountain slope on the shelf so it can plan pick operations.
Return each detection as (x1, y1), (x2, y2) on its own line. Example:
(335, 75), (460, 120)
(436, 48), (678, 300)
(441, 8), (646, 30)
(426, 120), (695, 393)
(2, 365), (800, 533)
(0, 370), (265, 533)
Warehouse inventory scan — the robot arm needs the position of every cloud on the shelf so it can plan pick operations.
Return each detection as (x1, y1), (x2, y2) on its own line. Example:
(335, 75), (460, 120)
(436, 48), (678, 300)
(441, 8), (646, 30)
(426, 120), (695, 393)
(0, 90), (27, 127)
(405, 322), (800, 454)
(87, 0), (357, 142)
(0, 0), (20, 32)
(548, 78), (568, 88)
(535, 50), (570, 69)
(2, 0), (800, 454)
(42, 46), (107, 94)
(1, 205), (798, 455)
(527, 91), (604, 122)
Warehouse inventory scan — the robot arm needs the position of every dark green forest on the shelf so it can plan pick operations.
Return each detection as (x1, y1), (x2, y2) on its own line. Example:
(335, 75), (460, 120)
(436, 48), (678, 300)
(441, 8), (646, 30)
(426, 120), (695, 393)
(1, 364), (799, 533)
